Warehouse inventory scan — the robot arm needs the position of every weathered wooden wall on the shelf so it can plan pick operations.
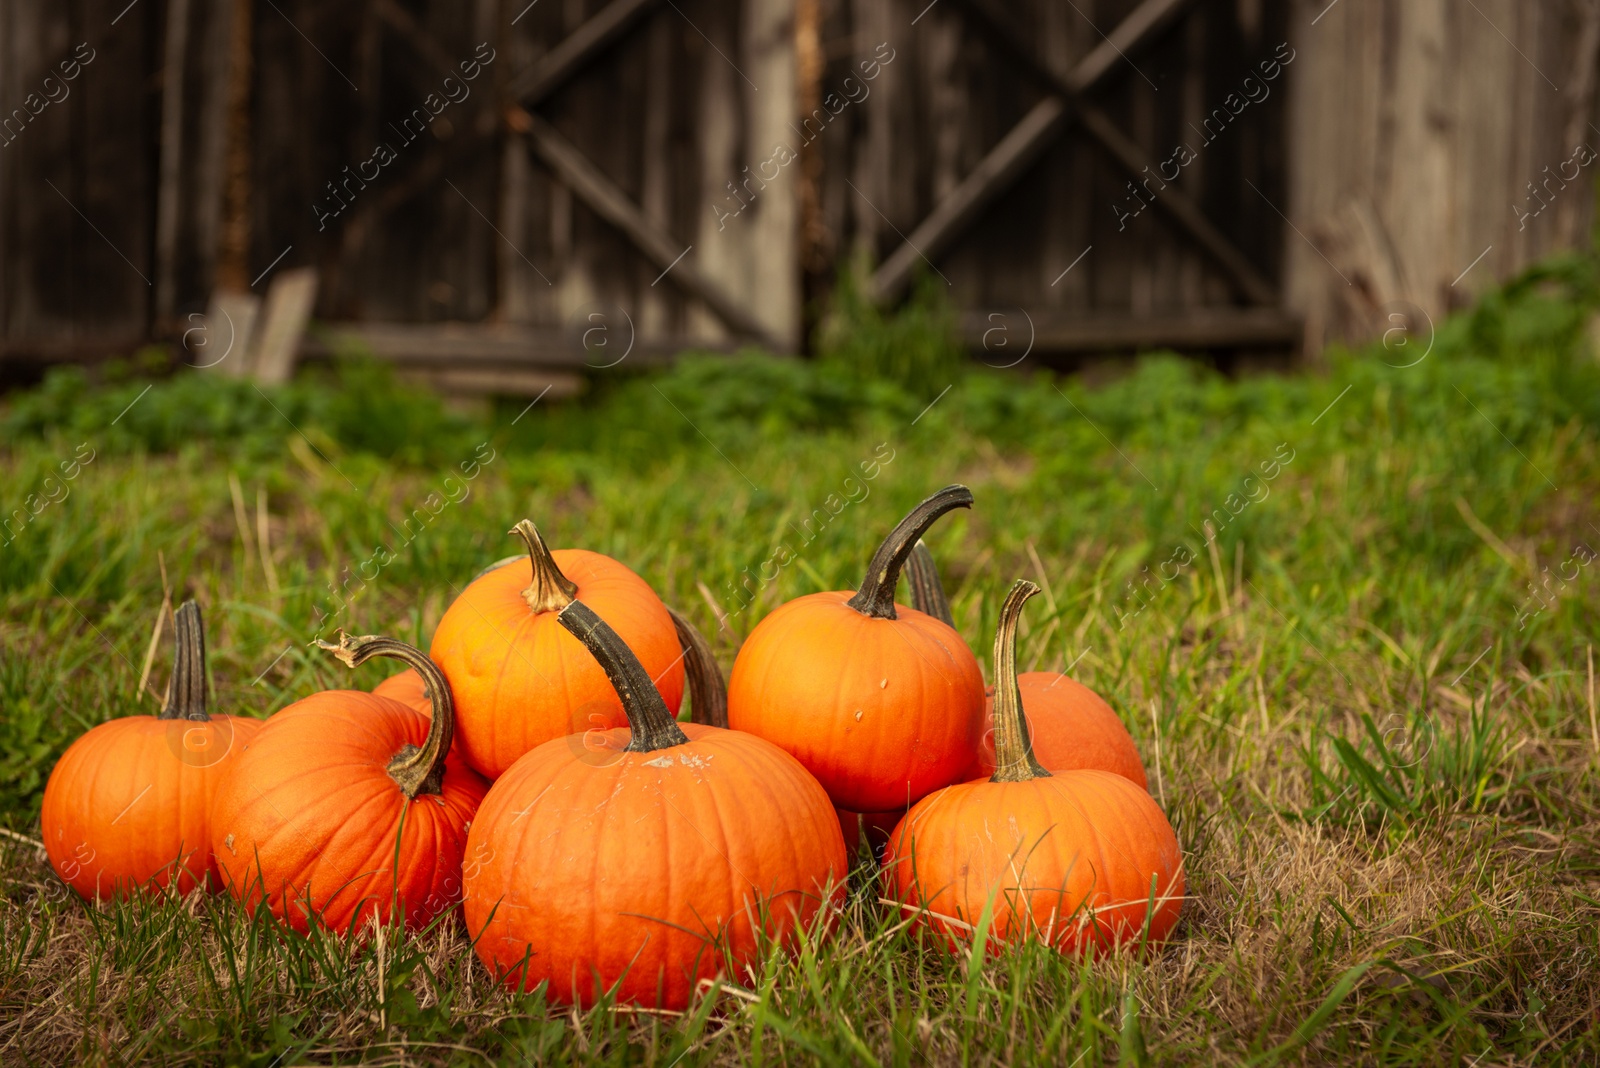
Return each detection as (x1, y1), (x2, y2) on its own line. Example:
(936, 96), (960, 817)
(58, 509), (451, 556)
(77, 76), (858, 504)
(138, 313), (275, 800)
(3, 0), (1599, 377)
(802, 0), (1295, 356)
(1284, 0), (1600, 352)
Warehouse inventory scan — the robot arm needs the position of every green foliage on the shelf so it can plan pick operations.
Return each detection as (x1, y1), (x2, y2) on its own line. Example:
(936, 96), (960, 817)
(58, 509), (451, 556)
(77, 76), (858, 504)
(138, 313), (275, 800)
(2, 357), (478, 467)
(815, 260), (966, 389)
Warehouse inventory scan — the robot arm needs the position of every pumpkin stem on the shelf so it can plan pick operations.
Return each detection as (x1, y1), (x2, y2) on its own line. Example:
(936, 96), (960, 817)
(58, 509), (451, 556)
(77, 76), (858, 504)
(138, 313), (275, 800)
(558, 600), (690, 753)
(667, 605), (726, 729)
(845, 485), (974, 620)
(990, 580), (1050, 783)
(905, 540), (955, 627)
(315, 634), (455, 799)
(510, 519), (578, 613)
(159, 600), (210, 721)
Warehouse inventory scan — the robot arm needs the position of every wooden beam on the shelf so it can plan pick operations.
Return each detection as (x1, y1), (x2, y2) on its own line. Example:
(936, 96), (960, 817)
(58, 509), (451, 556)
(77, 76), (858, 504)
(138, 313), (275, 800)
(303, 321), (734, 368)
(504, 0), (662, 105)
(871, 0), (1276, 307)
(870, 97), (1068, 305)
(961, 307), (1301, 353)
(1062, 0), (1195, 92)
(510, 107), (783, 348)
(1073, 107), (1277, 305)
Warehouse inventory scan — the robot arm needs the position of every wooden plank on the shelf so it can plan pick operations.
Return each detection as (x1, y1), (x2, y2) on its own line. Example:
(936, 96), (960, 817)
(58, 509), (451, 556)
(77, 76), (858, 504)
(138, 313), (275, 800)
(510, 106), (783, 348)
(397, 367), (585, 398)
(503, 0), (661, 105)
(873, 0), (1277, 308)
(201, 290), (262, 376)
(154, 0), (191, 322)
(961, 307), (1302, 353)
(251, 268), (319, 384)
(304, 321), (730, 367)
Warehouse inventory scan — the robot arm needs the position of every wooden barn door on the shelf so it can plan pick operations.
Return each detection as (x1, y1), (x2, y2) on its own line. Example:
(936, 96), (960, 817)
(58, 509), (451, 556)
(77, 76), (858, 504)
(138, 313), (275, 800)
(805, 0), (1297, 361)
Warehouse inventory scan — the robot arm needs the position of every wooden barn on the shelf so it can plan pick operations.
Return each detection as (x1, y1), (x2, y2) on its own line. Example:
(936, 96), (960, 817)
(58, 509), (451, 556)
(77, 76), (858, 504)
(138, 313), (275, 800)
(1, 0), (1596, 389)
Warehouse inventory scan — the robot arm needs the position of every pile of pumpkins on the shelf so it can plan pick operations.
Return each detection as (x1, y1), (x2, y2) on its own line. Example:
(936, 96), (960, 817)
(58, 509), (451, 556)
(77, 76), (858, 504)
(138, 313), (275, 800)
(39, 485), (1183, 1011)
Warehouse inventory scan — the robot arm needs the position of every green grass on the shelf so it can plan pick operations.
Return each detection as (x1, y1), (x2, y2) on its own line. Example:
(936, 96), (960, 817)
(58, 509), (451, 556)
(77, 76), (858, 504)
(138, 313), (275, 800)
(3, 257), (1600, 1063)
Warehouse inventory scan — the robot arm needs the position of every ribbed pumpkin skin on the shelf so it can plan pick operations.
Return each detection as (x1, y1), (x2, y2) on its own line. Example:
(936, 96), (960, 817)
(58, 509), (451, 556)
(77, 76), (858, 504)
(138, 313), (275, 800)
(430, 550), (685, 779)
(727, 592), (985, 812)
(210, 692), (487, 934)
(463, 723), (847, 1010)
(970, 674), (1148, 788)
(372, 669), (432, 714)
(883, 770), (1183, 954)
(41, 715), (261, 899)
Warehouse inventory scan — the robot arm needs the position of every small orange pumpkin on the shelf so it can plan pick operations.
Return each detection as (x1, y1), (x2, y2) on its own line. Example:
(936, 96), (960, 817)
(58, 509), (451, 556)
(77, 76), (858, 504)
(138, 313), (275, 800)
(969, 674), (1147, 787)
(40, 601), (261, 899)
(727, 486), (986, 813)
(430, 521), (685, 779)
(883, 580), (1184, 955)
(463, 599), (846, 1010)
(210, 635), (486, 935)
(907, 539), (1146, 786)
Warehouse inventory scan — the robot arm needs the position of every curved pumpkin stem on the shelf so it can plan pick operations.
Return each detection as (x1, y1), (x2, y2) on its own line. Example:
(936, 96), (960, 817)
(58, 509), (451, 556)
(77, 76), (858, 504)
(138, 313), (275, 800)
(905, 540), (955, 627)
(558, 600), (689, 753)
(990, 580), (1050, 783)
(159, 600), (210, 721)
(667, 605), (727, 729)
(510, 519), (578, 613)
(316, 634), (455, 799)
(846, 485), (974, 620)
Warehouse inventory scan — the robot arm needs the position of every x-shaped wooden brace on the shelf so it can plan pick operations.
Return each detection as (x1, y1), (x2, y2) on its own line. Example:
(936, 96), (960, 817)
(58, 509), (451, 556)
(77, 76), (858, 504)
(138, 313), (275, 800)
(870, 0), (1277, 307)
(366, 0), (782, 348)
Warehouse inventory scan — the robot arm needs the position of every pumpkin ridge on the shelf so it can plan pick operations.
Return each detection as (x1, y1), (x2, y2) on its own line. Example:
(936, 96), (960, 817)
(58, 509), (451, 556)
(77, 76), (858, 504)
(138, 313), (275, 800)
(747, 737), (821, 910)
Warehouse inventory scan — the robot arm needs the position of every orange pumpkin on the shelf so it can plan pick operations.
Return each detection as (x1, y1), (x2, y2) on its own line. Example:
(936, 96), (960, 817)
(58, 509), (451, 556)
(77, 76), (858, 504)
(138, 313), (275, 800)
(372, 668), (431, 714)
(727, 486), (985, 812)
(906, 540), (1146, 786)
(969, 674), (1147, 787)
(210, 635), (486, 935)
(463, 599), (846, 1010)
(40, 601), (261, 899)
(883, 580), (1184, 955)
(429, 520), (685, 779)
(832, 539), (951, 855)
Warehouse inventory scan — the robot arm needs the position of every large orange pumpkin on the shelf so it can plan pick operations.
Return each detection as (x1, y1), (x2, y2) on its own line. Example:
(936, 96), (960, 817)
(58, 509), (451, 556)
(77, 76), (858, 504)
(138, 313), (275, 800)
(833, 539), (952, 856)
(210, 635), (486, 935)
(463, 599), (846, 1010)
(430, 520), (685, 779)
(727, 486), (985, 812)
(883, 580), (1184, 955)
(40, 601), (261, 899)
